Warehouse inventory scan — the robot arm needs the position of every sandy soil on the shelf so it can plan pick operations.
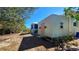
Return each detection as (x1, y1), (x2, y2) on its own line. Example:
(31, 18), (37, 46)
(0, 34), (22, 51)
(0, 34), (79, 51)
(0, 34), (56, 51)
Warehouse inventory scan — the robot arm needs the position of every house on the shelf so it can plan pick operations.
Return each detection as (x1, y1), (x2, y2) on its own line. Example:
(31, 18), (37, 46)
(31, 22), (38, 35)
(0, 24), (3, 29)
(38, 14), (79, 38)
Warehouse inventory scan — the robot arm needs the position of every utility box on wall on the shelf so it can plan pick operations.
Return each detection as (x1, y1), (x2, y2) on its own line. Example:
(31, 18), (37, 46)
(76, 32), (79, 38)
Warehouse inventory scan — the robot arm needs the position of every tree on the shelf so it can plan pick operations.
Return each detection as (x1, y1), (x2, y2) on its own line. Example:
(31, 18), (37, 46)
(0, 7), (36, 34)
(64, 7), (79, 35)
(64, 7), (79, 20)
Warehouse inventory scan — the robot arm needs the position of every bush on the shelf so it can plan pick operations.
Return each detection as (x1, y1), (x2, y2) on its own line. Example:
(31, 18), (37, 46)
(66, 44), (71, 48)
(63, 35), (73, 42)
(0, 28), (15, 35)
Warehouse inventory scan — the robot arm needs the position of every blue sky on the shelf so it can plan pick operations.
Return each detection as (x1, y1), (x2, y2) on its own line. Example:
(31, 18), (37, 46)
(25, 7), (64, 28)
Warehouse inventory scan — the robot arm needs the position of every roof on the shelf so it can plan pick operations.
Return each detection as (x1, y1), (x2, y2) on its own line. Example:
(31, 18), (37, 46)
(32, 22), (38, 24)
(38, 14), (65, 23)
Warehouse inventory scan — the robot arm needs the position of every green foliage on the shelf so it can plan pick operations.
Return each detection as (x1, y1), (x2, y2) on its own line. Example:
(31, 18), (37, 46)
(0, 7), (36, 34)
(74, 13), (79, 20)
(63, 35), (73, 42)
(64, 7), (79, 20)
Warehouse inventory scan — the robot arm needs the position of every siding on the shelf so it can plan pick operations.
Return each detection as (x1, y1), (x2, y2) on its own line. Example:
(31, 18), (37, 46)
(38, 14), (79, 38)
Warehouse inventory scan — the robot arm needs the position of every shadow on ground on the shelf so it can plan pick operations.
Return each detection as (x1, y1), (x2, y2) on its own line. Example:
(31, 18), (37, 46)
(18, 36), (55, 51)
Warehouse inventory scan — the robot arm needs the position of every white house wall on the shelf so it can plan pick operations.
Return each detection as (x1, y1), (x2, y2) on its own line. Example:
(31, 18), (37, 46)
(38, 14), (79, 38)
(71, 19), (79, 35)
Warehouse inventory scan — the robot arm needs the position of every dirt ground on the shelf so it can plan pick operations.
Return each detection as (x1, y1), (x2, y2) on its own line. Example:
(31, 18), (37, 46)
(0, 33), (22, 51)
(0, 34), (57, 51)
(0, 34), (79, 51)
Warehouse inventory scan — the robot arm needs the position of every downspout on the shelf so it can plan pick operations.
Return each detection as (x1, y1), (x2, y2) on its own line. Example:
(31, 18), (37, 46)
(68, 16), (72, 35)
(67, 16), (70, 35)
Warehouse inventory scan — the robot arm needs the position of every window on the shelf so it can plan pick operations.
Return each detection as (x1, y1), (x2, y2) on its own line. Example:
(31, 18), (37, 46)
(34, 24), (38, 29)
(60, 22), (63, 28)
(73, 21), (77, 26)
(44, 26), (47, 29)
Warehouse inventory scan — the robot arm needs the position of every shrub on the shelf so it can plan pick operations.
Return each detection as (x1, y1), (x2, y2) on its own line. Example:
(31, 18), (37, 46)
(63, 35), (73, 42)
(66, 44), (71, 48)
